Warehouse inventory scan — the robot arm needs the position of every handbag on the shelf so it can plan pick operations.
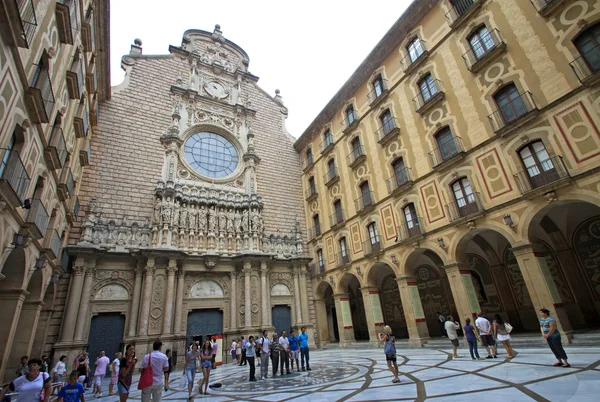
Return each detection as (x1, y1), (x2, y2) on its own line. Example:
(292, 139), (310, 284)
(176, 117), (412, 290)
(138, 353), (154, 390)
(505, 323), (513, 333)
(179, 374), (187, 389)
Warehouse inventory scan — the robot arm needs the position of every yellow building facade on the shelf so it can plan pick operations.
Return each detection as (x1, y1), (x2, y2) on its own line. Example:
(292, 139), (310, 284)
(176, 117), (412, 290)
(295, 0), (600, 347)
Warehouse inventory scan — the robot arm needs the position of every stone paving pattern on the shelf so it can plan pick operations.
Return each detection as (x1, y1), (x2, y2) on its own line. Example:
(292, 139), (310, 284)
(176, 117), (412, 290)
(92, 347), (600, 401)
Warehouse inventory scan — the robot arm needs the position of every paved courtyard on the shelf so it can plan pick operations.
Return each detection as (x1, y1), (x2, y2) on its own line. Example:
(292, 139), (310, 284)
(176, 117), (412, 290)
(95, 347), (600, 401)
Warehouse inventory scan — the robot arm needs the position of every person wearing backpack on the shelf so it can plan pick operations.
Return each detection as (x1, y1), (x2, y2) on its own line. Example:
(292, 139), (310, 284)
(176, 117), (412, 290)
(257, 330), (270, 379)
(378, 325), (400, 384)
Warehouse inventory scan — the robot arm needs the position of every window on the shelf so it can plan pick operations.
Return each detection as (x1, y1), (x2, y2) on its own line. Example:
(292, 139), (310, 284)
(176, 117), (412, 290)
(494, 84), (527, 123)
(324, 129), (333, 147)
(418, 74), (438, 103)
(380, 109), (395, 135)
(469, 26), (495, 59)
(360, 181), (372, 207)
(407, 37), (424, 63)
(373, 74), (385, 98)
(351, 137), (362, 159)
(392, 158), (408, 186)
(308, 177), (316, 195)
(334, 199), (343, 223)
(0, 135), (15, 178)
(519, 141), (558, 189)
(451, 0), (476, 18)
(313, 214), (321, 236)
(346, 105), (356, 126)
(184, 132), (239, 179)
(339, 237), (348, 257)
(317, 249), (324, 269)
(574, 22), (600, 73)
(327, 159), (336, 174)
(367, 222), (380, 245)
(451, 177), (477, 217)
(435, 127), (458, 161)
(403, 203), (420, 236)
(306, 148), (313, 165)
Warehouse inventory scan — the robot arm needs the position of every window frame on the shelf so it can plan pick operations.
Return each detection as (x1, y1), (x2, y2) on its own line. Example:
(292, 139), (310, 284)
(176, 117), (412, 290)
(367, 222), (380, 245)
(418, 73), (438, 103)
(468, 25), (495, 60)
(392, 157), (407, 186)
(346, 105), (356, 125)
(407, 36), (424, 63)
(317, 249), (324, 268)
(380, 109), (395, 135)
(372, 74), (385, 98)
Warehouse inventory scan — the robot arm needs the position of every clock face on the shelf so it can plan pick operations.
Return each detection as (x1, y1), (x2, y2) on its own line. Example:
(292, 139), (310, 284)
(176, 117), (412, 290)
(204, 81), (228, 99)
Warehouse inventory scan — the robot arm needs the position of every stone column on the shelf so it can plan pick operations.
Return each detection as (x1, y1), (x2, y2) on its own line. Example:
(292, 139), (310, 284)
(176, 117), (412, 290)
(511, 244), (573, 340)
(359, 286), (383, 345)
(138, 259), (155, 336)
(59, 263), (85, 342)
(74, 261), (97, 342)
(299, 266), (310, 323)
(162, 259), (177, 334)
(229, 271), (237, 331)
(173, 270), (185, 335)
(260, 262), (270, 327)
(396, 276), (429, 347)
(333, 293), (355, 345)
(243, 262), (252, 328)
(128, 263), (144, 337)
(293, 266), (303, 324)
(314, 297), (328, 346)
(0, 290), (27, 380)
(444, 263), (481, 324)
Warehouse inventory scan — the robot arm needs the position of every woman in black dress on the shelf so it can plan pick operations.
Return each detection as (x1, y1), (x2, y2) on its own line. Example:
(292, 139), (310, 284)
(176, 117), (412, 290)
(164, 349), (173, 391)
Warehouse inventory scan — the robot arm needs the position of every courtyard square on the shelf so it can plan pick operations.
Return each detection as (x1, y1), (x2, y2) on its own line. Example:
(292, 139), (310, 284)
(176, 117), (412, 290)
(94, 347), (600, 401)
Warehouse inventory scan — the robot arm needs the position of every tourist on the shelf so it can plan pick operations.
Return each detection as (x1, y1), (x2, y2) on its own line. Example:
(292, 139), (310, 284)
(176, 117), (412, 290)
(288, 329), (300, 372)
(231, 339), (238, 364)
(437, 312), (446, 337)
(0, 358), (51, 402)
(16, 356), (29, 377)
(41, 355), (49, 373)
(93, 350), (110, 398)
(109, 352), (122, 396)
(118, 344), (137, 402)
(82, 354), (91, 389)
(72, 352), (83, 371)
(210, 337), (218, 369)
(464, 318), (484, 360)
(138, 339), (169, 402)
(279, 330), (291, 375)
(299, 326), (311, 371)
(270, 333), (281, 376)
(444, 315), (462, 358)
(493, 314), (516, 359)
(164, 350), (172, 392)
(236, 338), (242, 364)
(199, 340), (212, 395)
(56, 371), (85, 402)
(256, 335), (261, 366)
(539, 308), (570, 367)
(258, 330), (270, 379)
(184, 342), (199, 398)
(246, 336), (257, 382)
(475, 313), (497, 359)
(51, 355), (68, 384)
(239, 336), (247, 366)
(76, 357), (89, 387)
(378, 325), (400, 383)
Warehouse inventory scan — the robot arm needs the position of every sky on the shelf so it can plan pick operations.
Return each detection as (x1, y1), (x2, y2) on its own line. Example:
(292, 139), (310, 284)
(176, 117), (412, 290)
(109, 0), (413, 138)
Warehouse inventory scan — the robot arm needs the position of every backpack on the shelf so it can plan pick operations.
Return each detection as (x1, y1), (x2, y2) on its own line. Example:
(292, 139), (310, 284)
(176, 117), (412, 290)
(383, 333), (396, 355)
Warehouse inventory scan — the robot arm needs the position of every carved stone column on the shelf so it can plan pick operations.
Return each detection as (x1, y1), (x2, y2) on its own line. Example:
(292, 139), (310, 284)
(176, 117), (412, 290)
(74, 260), (97, 342)
(333, 293), (355, 345)
(243, 262), (252, 328)
(128, 262), (144, 337)
(396, 276), (429, 347)
(162, 260), (177, 334)
(230, 271), (238, 331)
(260, 262), (270, 327)
(444, 263), (481, 324)
(138, 259), (155, 336)
(299, 265), (310, 323)
(59, 263), (85, 342)
(293, 266), (302, 324)
(173, 270), (185, 335)
(359, 286), (383, 345)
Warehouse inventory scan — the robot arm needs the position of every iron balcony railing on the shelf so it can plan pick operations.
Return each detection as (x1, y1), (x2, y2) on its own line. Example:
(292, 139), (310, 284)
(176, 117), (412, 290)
(400, 40), (428, 71)
(302, 155), (314, 170)
(429, 136), (464, 167)
(462, 29), (505, 70)
(66, 56), (84, 99)
(413, 79), (444, 112)
(47, 229), (62, 259)
(386, 167), (413, 194)
(530, 0), (562, 14)
(368, 78), (389, 104)
(82, 7), (95, 52)
(376, 117), (400, 143)
(47, 126), (68, 169)
(446, 192), (484, 222)
(0, 148), (31, 206)
(324, 167), (339, 186)
(320, 135), (335, 154)
(329, 209), (345, 227)
(341, 110), (359, 131)
(59, 167), (75, 200)
(446, 0), (480, 26)
(337, 251), (351, 267)
(355, 191), (375, 212)
(347, 145), (366, 167)
(74, 104), (90, 138)
(570, 43), (600, 83)
(30, 63), (55, 123)
(364, 239), (382, 256)
(305, 186), (318, 200)
(398, 217), (425, 242)
(308, 225), (321, 240)
(15, 0), (37, 47)
(488, 91), (537, 133)
(56, 0), (79, 44)
(514, 155), (570, 194)
(25, 198), (49, 240)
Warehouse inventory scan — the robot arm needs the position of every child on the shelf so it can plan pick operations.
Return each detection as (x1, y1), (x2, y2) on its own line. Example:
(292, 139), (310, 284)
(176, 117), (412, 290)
(57, 371), (86, 402)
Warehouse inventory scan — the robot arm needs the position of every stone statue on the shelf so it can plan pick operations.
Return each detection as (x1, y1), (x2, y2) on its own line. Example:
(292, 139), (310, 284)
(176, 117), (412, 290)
(198, 205), (207, 232)
(188, 204), (197, 231)
(226, 208), (235, 233)
(153, 198), (161, 225)
(234, 210), (242, 234)
(251, 208), (261, 233)
(208, 206), (217, 232)
(161, 197), (172, 225)
(241, 209), (249, 233)
(180, 203), (188, 230)
(173, 201), (180, 227)
(218, 208), (227, 232)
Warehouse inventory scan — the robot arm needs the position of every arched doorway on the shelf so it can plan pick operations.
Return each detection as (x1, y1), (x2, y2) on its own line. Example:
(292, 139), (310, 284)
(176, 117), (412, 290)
(313, 281), (338, 345)
(366, 262), (408, 338)
(339, 274), (369, 341)
(272, 305), (292, 335)
(87, 313), (126, 376)
(186, 309), (223, 346)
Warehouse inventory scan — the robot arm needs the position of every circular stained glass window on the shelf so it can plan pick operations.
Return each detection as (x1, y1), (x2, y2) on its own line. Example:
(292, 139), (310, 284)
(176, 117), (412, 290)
(184, 132), (239, 179)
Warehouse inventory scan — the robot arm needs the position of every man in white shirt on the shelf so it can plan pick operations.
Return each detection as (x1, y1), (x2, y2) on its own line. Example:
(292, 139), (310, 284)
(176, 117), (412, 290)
(139, 340), (169, 402)
(93, 351), (110, 398)
(257, 330), (270, 379)
(279, 330), (291, 375)
(475, 313), (497, 359)
(444, 315), (463, 359)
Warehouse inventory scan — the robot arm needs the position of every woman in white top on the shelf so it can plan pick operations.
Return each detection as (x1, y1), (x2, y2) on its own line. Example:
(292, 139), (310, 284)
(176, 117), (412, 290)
(51, 355), (68, 383)
(231, 340), (238, 364)
(0, 358), (52, 402)
(109, 352), (122, 396)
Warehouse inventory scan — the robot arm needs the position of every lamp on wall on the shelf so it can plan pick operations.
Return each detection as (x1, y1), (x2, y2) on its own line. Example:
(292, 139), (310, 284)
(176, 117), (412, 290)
(437, 237), (446, 249)
(31, 255), (46, 272)
(11, 232), (25, 248)
(503, 214), (515, 228)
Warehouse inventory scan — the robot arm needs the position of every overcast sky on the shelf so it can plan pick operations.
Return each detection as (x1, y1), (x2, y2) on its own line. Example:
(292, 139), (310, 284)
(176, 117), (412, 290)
(110, 0), (413, 138)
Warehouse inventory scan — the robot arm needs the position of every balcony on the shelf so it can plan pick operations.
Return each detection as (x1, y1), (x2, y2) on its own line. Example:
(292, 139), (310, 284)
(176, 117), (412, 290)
(305, 186), (318, 202)
(398, 218), (425, 243)
(89, 94), (100, 126)
(310, 263), (325, 276)
(336, 252), (351, 268)
(400, 41), (429, 75)
(462, 29), (507, 74)
(0, 148), (31, 207)
(413, 80), (445, 115)
(570, 44), (600, 86)
(488, 91), (538, 136)
(530, 0), (567, 17)
(25, 63), (55, 124)
(329, 209), (345, 229)
(302, 156), (314, 172)
(57, 167), (75, 201)
(44, 229), (61, 260)
(73, 104), (90, 138)
(429, 136), (465, 169)
(355, 191), (375, 215)
(55, 0), (79, 45)
(66, 196), (80, 224)
(368, 79), (390, 108)
(364, 239), (383, 257)
(1, 0), (37, 48)
(446, 0), (482, 29)
(24, 199), (49, 240)
(514, 156), (570, 196)
(66, 56), (84, 100)
(347, 145), (366, 169)
(320, 136), (335, 155)
(44, 126), (68, 170)
(386, 167), (413, 195)
(79, 138), (91, 166)
(308, 225), (322, 241)
(324, 167), (339, 187)
(377, 118), (401, 145)
(446, 192), (485, 222)
(341, 112), (360, 134)
(86, 60), (98, 94)
(81, 8), (95, 53)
